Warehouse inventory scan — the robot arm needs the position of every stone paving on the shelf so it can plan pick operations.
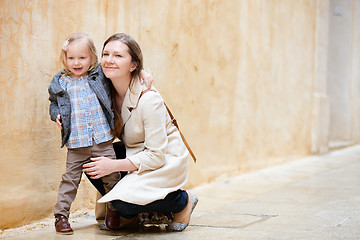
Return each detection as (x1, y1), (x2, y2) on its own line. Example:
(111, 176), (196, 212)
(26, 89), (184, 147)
(2, 145), (360, 239)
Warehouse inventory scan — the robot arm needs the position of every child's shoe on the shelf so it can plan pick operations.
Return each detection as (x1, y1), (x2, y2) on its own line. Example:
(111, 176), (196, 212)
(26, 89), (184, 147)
(55, 214), (73, 235)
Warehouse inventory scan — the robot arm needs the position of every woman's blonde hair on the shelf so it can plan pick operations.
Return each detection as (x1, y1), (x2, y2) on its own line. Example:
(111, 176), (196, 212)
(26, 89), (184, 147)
(59, 32), (98, 76)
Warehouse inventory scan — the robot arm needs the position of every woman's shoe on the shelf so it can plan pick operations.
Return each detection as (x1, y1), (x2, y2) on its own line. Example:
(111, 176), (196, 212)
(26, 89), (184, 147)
(105, 203), (120, 230)
(105, 203), (139, 230)
(119, 216), (139, 229)
(166, 191), (198, 232)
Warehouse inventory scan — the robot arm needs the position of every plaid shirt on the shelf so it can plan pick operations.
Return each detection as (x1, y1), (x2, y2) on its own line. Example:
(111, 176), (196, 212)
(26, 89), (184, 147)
(59, 76), (113, 149)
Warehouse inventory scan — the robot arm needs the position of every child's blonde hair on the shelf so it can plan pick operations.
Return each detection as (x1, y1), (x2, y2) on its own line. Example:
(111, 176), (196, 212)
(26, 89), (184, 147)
(59, 32), (98, 76)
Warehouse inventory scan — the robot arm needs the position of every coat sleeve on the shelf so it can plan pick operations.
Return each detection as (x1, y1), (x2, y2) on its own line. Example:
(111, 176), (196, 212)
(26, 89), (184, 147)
(48, 72), (62, 122)
(126, 92), (168, 174)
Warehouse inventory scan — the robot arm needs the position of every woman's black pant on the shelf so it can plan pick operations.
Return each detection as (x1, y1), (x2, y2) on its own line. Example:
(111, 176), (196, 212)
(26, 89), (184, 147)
(86, 141), (188, 218)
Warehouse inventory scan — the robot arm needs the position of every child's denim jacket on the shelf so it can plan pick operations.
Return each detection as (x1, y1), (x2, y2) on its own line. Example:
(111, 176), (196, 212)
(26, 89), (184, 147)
(48, 65), (114, 148)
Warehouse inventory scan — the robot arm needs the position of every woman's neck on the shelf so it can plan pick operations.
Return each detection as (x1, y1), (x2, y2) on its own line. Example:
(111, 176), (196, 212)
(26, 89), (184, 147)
(111, 77), (131, 104)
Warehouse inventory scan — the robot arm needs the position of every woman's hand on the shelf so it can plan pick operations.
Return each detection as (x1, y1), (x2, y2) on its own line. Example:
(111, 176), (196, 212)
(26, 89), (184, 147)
(56, 114), (62, 129)
(83, 156), (116, 179)
(140, 69), (154, 89)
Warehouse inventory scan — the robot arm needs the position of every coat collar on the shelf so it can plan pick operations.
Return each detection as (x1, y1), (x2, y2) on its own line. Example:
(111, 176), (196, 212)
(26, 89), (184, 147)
(50, 65), (101, 95)
(87, 64), (101, 80)
(50, 71), (65, 95)
(121, 77), (146, 126)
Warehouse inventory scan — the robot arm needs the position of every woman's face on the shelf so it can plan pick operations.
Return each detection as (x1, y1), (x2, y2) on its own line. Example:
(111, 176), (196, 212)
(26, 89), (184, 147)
(101, 40), (136, 81)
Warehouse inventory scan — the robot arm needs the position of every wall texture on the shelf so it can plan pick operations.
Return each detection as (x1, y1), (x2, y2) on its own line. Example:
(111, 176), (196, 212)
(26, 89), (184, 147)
(0, 0), (359, 229)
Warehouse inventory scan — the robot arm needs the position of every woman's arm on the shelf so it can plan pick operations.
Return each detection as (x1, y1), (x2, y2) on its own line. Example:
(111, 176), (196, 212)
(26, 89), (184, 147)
(125, 92), (168, 173)
(83, 157), (137, 179)
(83, 92), (168, 178)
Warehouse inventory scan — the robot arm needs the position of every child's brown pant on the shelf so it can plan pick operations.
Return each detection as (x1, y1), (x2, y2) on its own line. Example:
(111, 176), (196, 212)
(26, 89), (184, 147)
(54, 139), (120, 217)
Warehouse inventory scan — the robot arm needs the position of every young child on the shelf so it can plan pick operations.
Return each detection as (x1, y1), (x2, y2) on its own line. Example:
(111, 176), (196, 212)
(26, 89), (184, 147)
(48, 32), (119, 235)
(48, 32), (154, 234)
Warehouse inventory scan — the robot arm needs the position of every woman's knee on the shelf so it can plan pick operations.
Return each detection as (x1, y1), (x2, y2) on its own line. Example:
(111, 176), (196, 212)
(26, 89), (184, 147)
(111, 200), (138, 218)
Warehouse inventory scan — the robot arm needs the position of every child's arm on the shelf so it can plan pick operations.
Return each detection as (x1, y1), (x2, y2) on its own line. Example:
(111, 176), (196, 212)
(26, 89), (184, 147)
(49, 91), (62, 130)
(140, 69), (154, 89)
(48, 86), (60, 122)
(48, 72), (62, 127)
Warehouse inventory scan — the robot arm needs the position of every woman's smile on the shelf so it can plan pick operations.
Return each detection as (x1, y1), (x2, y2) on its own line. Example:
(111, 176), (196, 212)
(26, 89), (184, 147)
(103, 66), (118, 70)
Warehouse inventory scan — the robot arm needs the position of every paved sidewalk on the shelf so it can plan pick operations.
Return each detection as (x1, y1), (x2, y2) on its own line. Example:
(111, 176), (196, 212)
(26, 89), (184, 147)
(2, 145), (360, 239)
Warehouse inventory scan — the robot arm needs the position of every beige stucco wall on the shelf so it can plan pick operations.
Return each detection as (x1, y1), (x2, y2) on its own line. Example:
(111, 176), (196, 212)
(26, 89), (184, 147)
(327, 0), (360, 146)
(1, 0), (358, 230)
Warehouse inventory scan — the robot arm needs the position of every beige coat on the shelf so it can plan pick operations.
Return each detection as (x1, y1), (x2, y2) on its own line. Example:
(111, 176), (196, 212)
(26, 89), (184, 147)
(98, 79), (189, 205)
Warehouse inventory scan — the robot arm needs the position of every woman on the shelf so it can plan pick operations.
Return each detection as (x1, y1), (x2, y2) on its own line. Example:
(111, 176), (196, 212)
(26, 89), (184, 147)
(83, 33), (198, 232)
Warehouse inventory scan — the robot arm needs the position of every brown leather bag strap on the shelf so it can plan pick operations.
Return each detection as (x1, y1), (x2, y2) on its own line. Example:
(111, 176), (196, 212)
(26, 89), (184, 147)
(139, 89), (154, 99)
(139, 89), (197, 162)
(163, 103), (197, 162)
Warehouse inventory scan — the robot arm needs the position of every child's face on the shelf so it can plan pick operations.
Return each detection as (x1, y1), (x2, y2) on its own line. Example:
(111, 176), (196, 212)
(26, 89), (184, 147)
(65, 40), (92, 78)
